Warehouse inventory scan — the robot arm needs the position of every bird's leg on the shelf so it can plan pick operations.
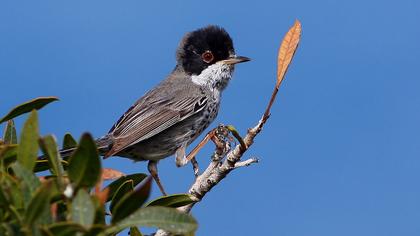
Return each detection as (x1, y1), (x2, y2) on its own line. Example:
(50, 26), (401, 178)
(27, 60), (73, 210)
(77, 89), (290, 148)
(147, 161), (167, 196)
(176, 143), (199, 177)
(185, 131), (216, 177)
(186, 129), (216, 161)
(175, 143), (188, 167)
(185, 125), (232, 177)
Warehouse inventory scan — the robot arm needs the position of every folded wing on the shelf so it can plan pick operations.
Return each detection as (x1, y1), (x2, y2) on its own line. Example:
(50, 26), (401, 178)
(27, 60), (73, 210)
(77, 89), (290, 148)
(105, 93), (207, 157)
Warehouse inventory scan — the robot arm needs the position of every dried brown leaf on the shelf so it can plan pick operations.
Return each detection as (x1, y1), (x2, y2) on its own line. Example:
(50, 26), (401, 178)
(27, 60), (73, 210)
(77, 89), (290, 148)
(261, 20), (302, 122)
(101, 168), (125, 180)
(95, 168), (125, 197)
(277, 20), (301, 88)
(50, 203), (58, 220)
(38, 176), (47, 182)
(96, 187), (110, 206)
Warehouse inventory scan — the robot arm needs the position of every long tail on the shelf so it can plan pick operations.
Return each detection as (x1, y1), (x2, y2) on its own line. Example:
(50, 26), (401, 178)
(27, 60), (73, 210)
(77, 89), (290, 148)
(58, 147), (78, 159)
(39, 134), (113, 160)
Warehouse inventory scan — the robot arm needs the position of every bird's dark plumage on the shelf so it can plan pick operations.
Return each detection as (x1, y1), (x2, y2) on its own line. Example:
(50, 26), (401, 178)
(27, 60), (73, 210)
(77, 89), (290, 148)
(176, 25), (235, 75)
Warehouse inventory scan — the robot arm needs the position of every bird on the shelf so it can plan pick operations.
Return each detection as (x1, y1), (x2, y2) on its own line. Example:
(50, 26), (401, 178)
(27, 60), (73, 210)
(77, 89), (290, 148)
(63, 25), (250, 195)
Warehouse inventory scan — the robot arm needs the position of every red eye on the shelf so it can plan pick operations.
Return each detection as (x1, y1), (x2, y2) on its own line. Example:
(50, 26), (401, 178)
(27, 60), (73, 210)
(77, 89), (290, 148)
(201, 51), (214, 63)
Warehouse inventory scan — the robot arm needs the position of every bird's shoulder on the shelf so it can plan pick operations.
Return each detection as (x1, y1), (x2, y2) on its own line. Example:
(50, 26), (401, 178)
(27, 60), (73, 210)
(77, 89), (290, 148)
(108, 72), (208, 135)
(147, 72), (206, 101)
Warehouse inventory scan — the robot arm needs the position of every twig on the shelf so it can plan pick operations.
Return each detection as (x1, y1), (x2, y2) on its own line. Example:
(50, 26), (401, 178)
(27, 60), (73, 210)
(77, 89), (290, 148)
(190, 157), (199, 177)
(234, 157), (259, 168)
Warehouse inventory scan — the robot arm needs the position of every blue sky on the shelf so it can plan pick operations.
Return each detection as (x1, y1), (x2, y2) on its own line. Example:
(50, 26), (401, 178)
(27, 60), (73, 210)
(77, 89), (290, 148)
(1, 0), (420, 235)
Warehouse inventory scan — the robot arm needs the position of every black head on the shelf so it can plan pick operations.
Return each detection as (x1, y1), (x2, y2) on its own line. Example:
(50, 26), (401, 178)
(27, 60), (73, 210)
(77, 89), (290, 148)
(176, 25), (248, 75)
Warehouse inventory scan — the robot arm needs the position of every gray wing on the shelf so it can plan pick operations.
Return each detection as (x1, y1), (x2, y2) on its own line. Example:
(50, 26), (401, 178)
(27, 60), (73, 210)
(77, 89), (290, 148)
(105, 86), (208, 157)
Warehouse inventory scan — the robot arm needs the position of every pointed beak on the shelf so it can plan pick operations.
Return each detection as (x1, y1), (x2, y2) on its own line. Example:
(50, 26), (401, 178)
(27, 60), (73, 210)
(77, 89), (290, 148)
(220, 55), (251, 65)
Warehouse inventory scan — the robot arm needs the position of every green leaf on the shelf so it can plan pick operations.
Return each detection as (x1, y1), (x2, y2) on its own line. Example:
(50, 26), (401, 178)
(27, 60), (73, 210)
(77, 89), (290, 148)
(62, 133), (77, 150)
(183, 232), (196, 236)
(130, 227), (143, 236)
(0, 180), (25, 224)
(91, 197), (106, 225)
(0, 185), (9, 205)
(0, 144), (17, 166)
(0, 175), (19, 205)
(48, 222), (86, 236)
(24, 180), (52, 225)
(0, 96), (58, 124)
(39, 227), (54, 236)
(34, 159), (68, 173)
(67, 133), (101, 188)
(0, 223), (19, 236)
(84, 225), (106, 236)
(107, 206), (198, 235)
(17, 110), (39, 171)
(3, 120), (17, 144)
(145, 194), (197, 208)
(11, 162), (47, 211)
(71, 189), (95, 228)
(109, 180), (134, 214)
(39, 135), (64, 189)
(103, 173), (147, 202)
(11, 162), (41, 194)
(0, 174), (23, 210)
(5, 205), (23, 224)
(226, 125), (247, 149)
(111, 176), (152, 223)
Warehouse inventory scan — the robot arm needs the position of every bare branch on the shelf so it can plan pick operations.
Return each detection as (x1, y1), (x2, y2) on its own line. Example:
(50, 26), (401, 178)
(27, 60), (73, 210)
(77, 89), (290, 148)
(234, 157), (259, 169)
(155, 21), (301, 236)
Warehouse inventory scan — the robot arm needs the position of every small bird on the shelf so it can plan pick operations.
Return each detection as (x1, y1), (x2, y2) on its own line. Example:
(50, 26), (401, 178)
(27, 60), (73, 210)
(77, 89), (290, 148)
(66, 25), (250, 195)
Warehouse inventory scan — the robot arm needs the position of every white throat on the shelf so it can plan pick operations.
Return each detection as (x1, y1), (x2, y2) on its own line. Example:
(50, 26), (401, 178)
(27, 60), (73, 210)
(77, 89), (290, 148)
(191, 62), (234, 91)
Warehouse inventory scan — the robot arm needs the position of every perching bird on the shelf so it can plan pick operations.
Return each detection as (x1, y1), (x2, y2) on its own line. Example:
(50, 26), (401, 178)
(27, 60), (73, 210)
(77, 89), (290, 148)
(64, 25), (250, 195)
